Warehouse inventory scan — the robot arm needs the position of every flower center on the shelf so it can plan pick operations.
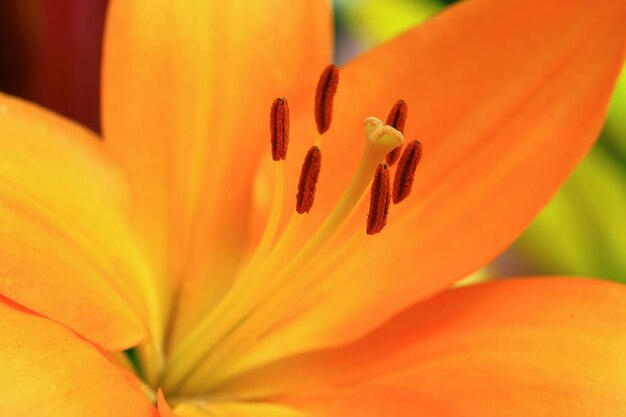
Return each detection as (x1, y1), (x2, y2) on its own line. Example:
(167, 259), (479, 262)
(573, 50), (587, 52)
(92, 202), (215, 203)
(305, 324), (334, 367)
(157, 65), (423, 402)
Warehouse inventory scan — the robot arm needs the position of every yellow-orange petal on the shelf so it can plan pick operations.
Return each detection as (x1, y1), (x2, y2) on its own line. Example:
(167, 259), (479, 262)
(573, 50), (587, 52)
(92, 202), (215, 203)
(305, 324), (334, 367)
(157, 390), (177, 417)
(159, 388), (301, 417)
(102, 0), (332, 343)
(237, 0), (626, 375)
(223, 278), (626, 417)
(0, 92), (151, 350)
(292, 386), (461, 417)
(164, 400), (303, 417)
(0, 296), (157, 417)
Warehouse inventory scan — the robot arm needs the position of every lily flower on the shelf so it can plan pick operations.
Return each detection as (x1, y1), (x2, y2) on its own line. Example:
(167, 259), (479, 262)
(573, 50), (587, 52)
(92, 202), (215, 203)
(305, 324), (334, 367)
(1, 0), (626, 416)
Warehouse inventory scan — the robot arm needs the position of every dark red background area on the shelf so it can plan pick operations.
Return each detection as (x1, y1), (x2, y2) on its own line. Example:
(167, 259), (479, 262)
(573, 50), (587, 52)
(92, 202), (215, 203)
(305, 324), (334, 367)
(0, 0), (108, 133)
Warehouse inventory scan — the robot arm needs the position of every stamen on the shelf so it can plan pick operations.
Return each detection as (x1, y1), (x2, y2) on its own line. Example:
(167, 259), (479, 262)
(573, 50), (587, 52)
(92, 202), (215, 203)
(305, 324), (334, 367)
(296, 146), (322, 213)
(385, 99), (408, 166)
(367, 164), (391, 235)
(314, 64), (340, 134)
(270, 97), (289, 161)
(392, 140), (423, 204)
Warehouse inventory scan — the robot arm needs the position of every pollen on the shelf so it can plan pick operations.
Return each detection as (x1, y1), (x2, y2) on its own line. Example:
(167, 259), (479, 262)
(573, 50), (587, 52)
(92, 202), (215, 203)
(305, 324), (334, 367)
(270, 97), (289, 161)
(296, 146), (322, 214)
(385, 99), (408, 166)
(367, 163), (391, 235)
(314, 64), (340, 135)
(392, 140), (423, 204)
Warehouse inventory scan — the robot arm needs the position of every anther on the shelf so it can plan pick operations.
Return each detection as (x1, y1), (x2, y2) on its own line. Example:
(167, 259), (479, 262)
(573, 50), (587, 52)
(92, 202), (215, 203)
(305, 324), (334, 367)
(296, 146), (322, 214)
(367, 163), (391, 235)
(314, 64), (340, 135)
(270, 97), (289, 161)
(392, 140), (423, 204)
(385, 100), (408, 166)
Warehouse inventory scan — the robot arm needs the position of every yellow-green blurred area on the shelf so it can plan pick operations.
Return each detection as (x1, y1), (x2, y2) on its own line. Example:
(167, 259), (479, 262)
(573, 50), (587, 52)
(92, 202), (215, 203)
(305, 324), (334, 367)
(334, 0), (626, 282)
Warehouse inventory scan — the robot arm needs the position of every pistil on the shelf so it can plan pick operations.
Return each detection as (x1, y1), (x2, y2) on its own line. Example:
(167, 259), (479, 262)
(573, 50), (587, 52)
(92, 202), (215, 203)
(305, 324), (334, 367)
(259, 117), (403, 290)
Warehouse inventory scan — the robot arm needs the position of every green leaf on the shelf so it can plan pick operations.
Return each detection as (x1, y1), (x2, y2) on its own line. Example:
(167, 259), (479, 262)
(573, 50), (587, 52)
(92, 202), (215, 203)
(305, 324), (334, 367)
(336, 0), (443, 46)
(513, 146), (626, 282)
(605, 67), (626, 160)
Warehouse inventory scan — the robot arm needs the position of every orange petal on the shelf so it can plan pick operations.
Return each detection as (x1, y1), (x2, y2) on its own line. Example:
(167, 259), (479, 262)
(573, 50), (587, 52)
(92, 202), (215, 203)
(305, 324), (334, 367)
(292, 386), (461, 417)
(235, 0), (626, 374)
(159, 388), (302, 417)
(0, 92), (152, 350)
(157, 390), (177, 417)
(166, 400), (303, 417)
(0, 296), (157, 417)
(224, 278), (626, 416)
(102, 0), (332, 342)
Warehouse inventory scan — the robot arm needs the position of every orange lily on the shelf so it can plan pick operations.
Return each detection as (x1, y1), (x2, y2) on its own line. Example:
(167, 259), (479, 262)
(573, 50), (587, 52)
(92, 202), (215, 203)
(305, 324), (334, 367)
(1, 0), (626, 416)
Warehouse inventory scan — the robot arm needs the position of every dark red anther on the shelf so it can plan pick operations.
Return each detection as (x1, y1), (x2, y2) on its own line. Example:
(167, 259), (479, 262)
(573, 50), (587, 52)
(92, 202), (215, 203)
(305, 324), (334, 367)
(392, 141), (423, 204)
(296, 146), (322, 214)
(366, 164), (391, 235)
(314, 64), (340, 135)
(385, 100), (408, 166)
(270, 97), (289, 161)
(386, 148), (402, 167)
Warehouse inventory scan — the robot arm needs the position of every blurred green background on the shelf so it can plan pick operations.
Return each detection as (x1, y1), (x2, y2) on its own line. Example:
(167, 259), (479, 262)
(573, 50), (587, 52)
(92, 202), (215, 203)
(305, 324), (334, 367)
(1, 0), (624, 282)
